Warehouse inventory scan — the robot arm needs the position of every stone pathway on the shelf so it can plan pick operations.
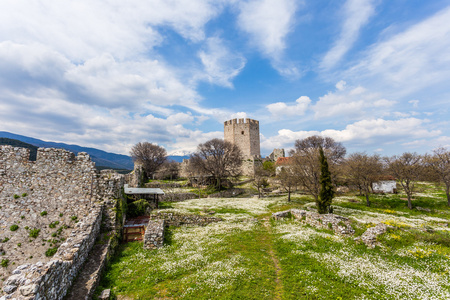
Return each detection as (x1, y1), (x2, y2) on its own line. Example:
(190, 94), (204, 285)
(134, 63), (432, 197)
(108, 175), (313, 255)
(64, 242), (109, 300)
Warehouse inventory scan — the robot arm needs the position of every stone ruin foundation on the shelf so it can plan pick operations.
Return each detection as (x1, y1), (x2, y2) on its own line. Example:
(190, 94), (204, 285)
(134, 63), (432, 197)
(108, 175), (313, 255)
(0, 146), (124, 299)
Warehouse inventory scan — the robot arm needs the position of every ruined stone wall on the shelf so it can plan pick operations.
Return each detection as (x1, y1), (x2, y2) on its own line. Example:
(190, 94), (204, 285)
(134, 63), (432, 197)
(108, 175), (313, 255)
(2, 205), (103, 299)
(143, 219), (165, 250)
(0, 146), (124, 299)
(149, 212), (222, 227)
(224, 118), (260, 158)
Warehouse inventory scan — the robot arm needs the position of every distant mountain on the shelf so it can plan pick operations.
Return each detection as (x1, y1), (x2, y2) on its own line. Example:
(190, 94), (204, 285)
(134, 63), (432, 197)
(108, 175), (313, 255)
(0, 131), (134, 169)
(0, 131), (189, 169)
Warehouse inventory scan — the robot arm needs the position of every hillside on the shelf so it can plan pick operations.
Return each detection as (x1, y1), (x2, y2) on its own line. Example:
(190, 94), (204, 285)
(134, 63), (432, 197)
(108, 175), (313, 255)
(0, 131), (189, 169)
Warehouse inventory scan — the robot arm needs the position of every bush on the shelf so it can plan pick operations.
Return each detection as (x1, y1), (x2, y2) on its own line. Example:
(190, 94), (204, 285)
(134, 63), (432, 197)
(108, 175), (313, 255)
(21, 193), (28, 197)
(13, 194), (19, 199)
(71, 216), (78, 221)
(45, 247), (58, 257)
(40, 211), (48, 216)
(127, 199), (150, 218)
(1, 259), (9, 268)
(49, 221), (60, 228)
(9, 224), (19, 231)
(29, 228), (40, 238)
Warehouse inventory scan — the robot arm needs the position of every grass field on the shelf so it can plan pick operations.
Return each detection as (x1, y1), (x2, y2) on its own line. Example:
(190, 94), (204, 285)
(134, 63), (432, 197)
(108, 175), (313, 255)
(97, 184), (450, 299)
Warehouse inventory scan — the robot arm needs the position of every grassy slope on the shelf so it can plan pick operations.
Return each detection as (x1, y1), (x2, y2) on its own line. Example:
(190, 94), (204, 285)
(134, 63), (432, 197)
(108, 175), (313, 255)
(97, 184), (450, 300)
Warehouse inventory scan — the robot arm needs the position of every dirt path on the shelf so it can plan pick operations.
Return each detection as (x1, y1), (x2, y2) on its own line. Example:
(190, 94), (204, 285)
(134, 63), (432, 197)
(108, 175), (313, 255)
(261, 216), (283, 300)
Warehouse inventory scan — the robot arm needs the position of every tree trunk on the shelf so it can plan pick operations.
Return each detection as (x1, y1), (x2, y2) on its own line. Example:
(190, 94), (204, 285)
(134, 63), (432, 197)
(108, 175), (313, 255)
(407, 193), (412, 210)
(365, 193), (370, 207)
(288, 187), (291, 202)
(446, 183), (450, 206)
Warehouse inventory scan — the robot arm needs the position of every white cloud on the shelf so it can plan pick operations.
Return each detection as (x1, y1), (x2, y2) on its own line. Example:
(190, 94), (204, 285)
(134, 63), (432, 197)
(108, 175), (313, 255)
(346, 5), (450, 97)
(261, 118), (441, 152)
(198, 37), (246, 87)
(237, 0), (299, 76)
(321, 0), (376, 70)
(312, 83), (395, 119)
(0, 1), (224, 61)
(409, 100), (419, 108)
(266, 96), (311, 119)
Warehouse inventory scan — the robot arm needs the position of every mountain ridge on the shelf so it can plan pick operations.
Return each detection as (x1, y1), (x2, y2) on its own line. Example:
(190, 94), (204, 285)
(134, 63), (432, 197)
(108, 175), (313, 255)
(0, 131), (189, 169)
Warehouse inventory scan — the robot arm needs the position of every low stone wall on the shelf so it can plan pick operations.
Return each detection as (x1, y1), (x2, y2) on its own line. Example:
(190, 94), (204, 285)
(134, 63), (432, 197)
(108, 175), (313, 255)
(272, 209), (355, 235)
(161, 192), (198, 202)
(2, 204), (103, 299)
(143, 220), (165, 250)
(149, 212), (222, 227)
(357, 223), (393, 248)
(207, 188), (245, 198)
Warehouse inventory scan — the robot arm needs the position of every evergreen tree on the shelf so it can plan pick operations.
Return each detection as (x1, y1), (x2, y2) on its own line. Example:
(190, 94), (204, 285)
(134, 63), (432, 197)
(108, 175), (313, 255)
(318, 147), (334, 214)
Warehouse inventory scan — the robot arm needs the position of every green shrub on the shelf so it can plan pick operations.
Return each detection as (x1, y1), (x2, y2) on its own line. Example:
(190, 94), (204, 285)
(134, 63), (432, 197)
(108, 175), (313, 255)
(49, 221), (60, 228)
(9, 225), (19, 231)
(127, 199), (150, 218)
(59, 213), (63, 217)
(21, 215), (25, 219)
(40, 211), (47, 216)
(45, 247), (58, 257)
(13, 194), (19, 199)
(21, 193), (27, 197)
(29, 228), (40, 238)
(71, 216), (78, 221)
(17, 243), (21, 247)
(2, 237), (9, 243)
(1, 259), (9, 268)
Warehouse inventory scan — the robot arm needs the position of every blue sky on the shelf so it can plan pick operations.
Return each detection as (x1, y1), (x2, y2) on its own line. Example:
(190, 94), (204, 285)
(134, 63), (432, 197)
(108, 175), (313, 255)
(0, 0), (449, 156)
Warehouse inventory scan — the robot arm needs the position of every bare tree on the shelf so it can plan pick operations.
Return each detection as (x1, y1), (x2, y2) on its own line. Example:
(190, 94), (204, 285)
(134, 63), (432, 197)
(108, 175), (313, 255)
(426, 147), (450, 206)
(277, 166), (297, 202)
(253, 165), (270, 198)
(344, 152), (383, 206)
(290, 135), (346, 202)
(190, 138), (242, 190)
(130, 142), (167, 179)
(386, 152), (423, 210)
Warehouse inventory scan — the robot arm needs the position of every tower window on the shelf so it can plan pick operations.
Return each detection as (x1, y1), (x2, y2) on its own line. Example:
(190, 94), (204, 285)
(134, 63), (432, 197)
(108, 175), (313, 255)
(241, 131), (244, 135)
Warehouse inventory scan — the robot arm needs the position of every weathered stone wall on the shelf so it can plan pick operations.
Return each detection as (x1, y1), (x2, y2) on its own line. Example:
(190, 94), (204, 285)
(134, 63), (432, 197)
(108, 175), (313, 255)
(267, 148), (285, 162)
(0, 146), (124, 299)
(149, 212), (222, 227)
(143, 220), (165, 250)
(272, 209), (355, 235)
(224, 118), (260, 158)
(2, 205), (103, 299)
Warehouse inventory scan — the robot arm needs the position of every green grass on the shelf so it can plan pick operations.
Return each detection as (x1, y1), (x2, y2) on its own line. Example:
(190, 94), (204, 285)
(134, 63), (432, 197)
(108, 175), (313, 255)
(98, 223), (279, 299)
(98, 182), (450, 299)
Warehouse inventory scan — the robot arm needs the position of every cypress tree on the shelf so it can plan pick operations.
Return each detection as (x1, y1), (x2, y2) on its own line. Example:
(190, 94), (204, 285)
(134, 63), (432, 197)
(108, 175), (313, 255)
(318, 147), (334, 214)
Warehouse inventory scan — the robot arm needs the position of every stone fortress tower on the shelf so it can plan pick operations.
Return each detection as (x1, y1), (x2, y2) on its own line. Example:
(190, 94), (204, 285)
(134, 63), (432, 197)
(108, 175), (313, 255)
(224, 118), (261, 175)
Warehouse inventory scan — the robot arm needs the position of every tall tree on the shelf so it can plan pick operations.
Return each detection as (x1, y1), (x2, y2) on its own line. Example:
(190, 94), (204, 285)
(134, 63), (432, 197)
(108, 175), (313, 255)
(427, 147), (450, 206)
(318, 148), (334, 214)
(386, 152), (423, 210)
(344, 153), (383, 206)
(290, 135), (346, 201)
(130, 142), (167, 179)
(190, 138), (242, 190)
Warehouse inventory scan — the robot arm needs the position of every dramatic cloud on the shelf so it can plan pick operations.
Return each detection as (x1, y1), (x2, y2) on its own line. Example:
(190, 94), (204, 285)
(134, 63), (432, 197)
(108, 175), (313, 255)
(321, 0), (376, 70)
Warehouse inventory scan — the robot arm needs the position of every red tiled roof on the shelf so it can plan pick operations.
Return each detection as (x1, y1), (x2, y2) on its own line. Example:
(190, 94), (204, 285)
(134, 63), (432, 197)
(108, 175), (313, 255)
(275, 157), (292, 165)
